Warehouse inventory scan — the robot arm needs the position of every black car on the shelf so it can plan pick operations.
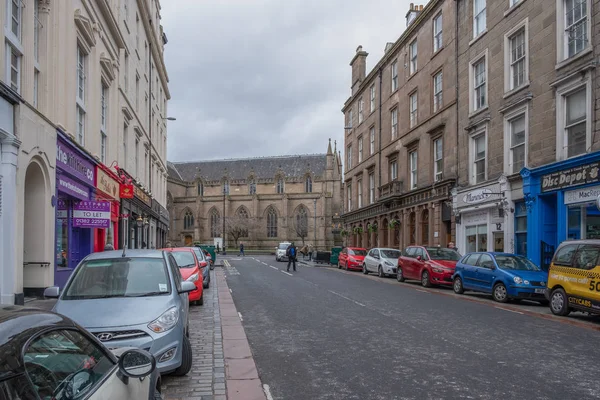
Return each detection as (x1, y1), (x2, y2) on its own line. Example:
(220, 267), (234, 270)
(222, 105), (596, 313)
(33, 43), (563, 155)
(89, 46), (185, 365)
(0, 305), (163, 400)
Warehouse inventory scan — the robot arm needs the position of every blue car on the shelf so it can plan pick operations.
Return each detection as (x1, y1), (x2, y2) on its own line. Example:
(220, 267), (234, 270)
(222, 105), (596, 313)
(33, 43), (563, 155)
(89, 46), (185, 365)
(452, 252), (549, 304)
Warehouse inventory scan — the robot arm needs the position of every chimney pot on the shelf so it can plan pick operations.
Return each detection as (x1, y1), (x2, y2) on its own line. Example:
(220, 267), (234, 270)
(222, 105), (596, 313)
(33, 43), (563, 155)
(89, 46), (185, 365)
(420, 5), (423, 10)
(410, 3), (414, 10)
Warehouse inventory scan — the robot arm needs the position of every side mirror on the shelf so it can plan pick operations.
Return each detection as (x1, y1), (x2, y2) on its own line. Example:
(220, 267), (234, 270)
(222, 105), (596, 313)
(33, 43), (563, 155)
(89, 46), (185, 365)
(117, 349), (156, 383)
(44, 286), (60, 298)
(416, 256), (422, 262)
(180, 281), (196, 294)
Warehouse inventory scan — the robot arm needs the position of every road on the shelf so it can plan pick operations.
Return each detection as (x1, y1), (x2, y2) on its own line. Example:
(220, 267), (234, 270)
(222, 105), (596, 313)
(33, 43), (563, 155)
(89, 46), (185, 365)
(222, 254), (600, 400)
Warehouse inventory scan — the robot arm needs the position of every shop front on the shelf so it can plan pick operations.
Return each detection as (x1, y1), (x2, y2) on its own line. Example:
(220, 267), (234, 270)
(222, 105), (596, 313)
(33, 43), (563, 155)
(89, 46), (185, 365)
(521, 152), (600, 270)
(154, 199), (169, 249)
(453, 179), (510, 255)
(94, 166), (121, 251)
(120, 183), (156, 249)
(55, 133), (97, 287)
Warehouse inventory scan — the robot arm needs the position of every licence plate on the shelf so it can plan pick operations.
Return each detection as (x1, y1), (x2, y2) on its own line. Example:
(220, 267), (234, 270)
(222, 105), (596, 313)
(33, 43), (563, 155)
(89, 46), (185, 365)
(534, 288), (545, 294)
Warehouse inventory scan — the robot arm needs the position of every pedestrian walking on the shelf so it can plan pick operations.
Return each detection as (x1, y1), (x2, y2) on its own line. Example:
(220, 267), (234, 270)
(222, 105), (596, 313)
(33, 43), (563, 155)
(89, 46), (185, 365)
(216, 243), (220, 254)
(286, 242), (297, 272)
(447, 242), (458, 251)
(308, 243), (314, 261)
(239, 242), (245, 257)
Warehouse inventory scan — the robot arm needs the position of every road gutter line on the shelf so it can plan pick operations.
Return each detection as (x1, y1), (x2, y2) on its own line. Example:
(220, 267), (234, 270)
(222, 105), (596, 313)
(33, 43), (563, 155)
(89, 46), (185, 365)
(415, 289), (429, 293)
(281, 271), (293, 276)
(263, 384), (274, 400)
(229, 288), (232, 293)
(328, 290), (366, 307)
(495, 306), (524, 315)
(238, 312), (243, 321)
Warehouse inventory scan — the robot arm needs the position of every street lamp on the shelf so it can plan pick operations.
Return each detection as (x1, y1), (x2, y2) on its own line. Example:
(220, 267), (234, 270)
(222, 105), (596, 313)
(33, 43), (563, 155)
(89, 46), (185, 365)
(313, 198), (317, 250)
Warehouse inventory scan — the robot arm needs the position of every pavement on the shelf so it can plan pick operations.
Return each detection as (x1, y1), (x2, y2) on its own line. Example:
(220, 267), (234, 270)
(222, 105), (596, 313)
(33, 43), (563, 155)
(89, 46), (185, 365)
(224, 254), (600, 400)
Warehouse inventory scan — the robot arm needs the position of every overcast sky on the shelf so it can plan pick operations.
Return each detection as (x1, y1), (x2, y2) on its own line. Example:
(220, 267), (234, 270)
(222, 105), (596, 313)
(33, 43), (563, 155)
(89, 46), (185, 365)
(161, 0), (415, 162)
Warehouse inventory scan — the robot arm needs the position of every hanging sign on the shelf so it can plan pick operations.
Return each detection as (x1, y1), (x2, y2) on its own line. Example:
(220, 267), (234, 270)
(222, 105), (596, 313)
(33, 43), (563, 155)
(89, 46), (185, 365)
(72, 201), (111, 228)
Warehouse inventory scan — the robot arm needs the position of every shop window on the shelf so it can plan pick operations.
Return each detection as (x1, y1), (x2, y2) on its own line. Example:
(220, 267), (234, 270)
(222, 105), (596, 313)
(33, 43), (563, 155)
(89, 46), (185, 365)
(56, 200), (70, 269)
(514, 202), (527, 256)
(568, 203), (600, 239)
(466, 224), (487, 253)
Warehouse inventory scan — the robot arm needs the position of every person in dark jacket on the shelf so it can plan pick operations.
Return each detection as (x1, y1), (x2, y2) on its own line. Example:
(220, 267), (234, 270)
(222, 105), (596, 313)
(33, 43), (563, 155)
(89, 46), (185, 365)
(239, 243), (245, 257)
(286, 242), (297, 272)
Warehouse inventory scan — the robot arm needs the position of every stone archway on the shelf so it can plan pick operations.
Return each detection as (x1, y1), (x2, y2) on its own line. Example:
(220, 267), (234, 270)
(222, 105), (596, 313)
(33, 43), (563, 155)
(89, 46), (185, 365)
(23, 161), (48, 290)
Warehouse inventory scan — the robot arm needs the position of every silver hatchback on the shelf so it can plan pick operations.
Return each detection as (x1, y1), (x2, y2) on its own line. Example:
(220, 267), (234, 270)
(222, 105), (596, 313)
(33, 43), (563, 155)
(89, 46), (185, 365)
(45, 249), (195, 376)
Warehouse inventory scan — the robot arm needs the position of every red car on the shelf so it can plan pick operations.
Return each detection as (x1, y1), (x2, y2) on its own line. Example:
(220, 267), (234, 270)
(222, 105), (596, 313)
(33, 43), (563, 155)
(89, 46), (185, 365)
(338, 247), (368, 271)
(163, 247), (204, 305)
(397, 246), (462, 287)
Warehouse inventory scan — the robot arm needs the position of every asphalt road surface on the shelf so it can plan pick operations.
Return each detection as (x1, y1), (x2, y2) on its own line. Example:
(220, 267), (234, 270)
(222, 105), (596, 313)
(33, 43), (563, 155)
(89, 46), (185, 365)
(223, 255), (600, 400)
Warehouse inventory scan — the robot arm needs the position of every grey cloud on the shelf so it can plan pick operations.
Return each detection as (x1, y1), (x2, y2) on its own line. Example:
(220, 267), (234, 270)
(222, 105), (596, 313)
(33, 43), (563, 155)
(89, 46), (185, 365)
(162, 0), (415, 162)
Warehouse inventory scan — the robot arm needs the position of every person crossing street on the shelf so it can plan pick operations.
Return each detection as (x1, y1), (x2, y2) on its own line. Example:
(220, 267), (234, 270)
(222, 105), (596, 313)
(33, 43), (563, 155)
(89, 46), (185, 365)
(286, 242), (297, 272)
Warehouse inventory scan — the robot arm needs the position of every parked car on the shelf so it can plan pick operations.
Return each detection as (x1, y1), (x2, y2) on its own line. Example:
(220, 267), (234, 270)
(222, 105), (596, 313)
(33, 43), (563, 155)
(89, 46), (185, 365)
(545, 240), (600, 316)
(45, 249), (195, 376)
(203, 249), (215, 270)
(363, 248), (402, 277)
(397, 246), (462, 287)
(276, 242), (292, 261)
(165, 247), (205, 305)
(0, 305), (163, 399)
(338, 247), (367, 271)
(190, 247), (211, 288)
(452, 252), (548, 304)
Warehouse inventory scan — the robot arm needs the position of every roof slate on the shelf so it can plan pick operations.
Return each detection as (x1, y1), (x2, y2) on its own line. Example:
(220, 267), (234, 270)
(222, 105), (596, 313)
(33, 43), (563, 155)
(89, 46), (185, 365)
(169, 154), (328, 182)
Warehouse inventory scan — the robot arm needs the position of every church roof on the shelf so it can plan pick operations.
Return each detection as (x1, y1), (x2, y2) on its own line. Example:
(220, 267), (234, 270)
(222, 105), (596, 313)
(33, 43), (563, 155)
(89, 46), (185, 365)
(168, 154), (327, 182)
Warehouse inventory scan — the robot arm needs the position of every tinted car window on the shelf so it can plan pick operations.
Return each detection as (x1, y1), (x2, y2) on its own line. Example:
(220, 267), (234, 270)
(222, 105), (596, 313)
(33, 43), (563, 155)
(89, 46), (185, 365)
(349, 249), (367, 256)
(24, 329), (114, 400)
(381, 250), (401, 258)
(278, 243), (290, 250)
(425, 247), (462, 261)
(193, 249), (206, 262)
(172, 251), (197, 268)
(573, 246), (600, 270)
(477, 254), (495, 268)
(0, 374), (37, 400)
(463, 254), (480, 266)
(405, 248), (416, 257)
(553, 244), (579, 266)
(64, 258), (170, 299)
(494, 255), (540, 271)
(168, 254), (183, 292)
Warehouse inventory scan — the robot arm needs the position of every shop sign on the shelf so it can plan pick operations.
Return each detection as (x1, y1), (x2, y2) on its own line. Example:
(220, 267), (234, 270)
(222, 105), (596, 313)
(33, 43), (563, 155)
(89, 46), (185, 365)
(134, 185), (152, 206)
(57, 175), (90, 201)
(463, 188), (493, 204)
(564, 184), (600, 205)
(73, 201), (111, 228)
(56, 136), (95, 184)
(120, 184), (134, 198)
(96, 168), (120, 200)
(541, 162), (600, 192)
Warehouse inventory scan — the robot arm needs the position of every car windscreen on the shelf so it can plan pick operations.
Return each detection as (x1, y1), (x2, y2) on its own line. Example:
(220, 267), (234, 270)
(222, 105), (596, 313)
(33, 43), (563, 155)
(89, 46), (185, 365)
(193, 249), (205, 261)
(381, 250), (401, 258)
(493, 255), (541, 271)
(63, 258), (170, 299)
(171, 251), (196, 268)
(349, 249), (367, 256)
(426, 247), (462, 261)
(279, 244), (290, 250)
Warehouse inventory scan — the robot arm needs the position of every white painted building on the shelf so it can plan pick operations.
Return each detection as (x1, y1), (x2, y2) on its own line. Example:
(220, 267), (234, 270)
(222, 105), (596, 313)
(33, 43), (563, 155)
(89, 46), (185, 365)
(0, 0), (170, 304)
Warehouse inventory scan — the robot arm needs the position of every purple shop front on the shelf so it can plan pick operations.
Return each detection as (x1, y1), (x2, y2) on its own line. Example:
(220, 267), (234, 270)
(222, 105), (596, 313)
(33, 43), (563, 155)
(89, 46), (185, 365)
(54, 132), (97, 288)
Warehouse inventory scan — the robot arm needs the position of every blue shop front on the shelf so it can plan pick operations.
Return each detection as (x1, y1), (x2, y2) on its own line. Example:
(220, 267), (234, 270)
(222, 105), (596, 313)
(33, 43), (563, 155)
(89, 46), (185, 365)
(521, 152), (600, 270)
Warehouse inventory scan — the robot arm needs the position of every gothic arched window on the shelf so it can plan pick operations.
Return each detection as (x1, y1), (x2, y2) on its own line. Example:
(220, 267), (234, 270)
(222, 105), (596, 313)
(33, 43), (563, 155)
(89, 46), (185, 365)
(305, 176), (312, 193)
(267, 207), (278, 237)
(210, 209), (221, 237)
(249, 179), (256, 195)
(183, 210), (194, 230)
(237, 207), (249, 237)
(295, 206), (308, 238)
(276, 178), (284, 194)
(197, 182), (203, 196)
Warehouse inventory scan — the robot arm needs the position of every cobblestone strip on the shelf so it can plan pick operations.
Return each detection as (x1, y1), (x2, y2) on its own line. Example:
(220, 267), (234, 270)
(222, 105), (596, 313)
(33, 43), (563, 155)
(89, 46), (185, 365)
(217, 270), (267, 400)
(162, 269), (226, 400)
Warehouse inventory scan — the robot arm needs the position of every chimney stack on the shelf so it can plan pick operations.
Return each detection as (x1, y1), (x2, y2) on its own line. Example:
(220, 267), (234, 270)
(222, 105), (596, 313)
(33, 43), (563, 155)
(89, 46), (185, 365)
(350, 45), (368, 96)
(406, 3), (423, 27)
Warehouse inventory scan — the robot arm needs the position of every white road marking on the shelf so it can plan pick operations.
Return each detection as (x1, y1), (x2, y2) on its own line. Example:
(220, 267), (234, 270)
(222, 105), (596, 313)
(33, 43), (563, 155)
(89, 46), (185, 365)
(268, 265), (278, 270)
(328, 290), (366, 307)
(229, 288), (232, 293)
(238, 312), (243, 321)
(263, 384), (274, 400)
(416, 289), (429, 293)
(494, 306), (524, 315)
(281, 271), (293, 276)
(261, 262), (268, 265)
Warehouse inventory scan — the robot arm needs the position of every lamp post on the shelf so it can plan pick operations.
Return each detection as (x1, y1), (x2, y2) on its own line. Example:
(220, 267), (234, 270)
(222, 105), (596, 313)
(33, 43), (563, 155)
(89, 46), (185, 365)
(136, 215), (143, 249)
(222, 183), (227, 254)
(143, 217), (149, 248)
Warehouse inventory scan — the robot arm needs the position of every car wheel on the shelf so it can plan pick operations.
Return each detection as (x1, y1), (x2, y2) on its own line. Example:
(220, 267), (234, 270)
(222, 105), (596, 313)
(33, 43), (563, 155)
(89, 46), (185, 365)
(172, 335), (192, 376)
(397, 266), (405, 282)
(378, 266), (386, 278)
(154, 388), (164, 400)
(492, 283), (509, 303)
(550, 288), (570, 316)
(338, 261), (342, 269)
(345, 262), (349, 271)
(421, 271), (431, 288)
(197, 291), (204, 306)
(363, 264), (368, 274)
(453, 276), (464, 294)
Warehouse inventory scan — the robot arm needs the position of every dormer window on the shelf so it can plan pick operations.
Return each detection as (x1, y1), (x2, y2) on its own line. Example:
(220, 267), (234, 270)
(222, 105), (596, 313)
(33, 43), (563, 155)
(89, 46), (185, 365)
(276, 178), (284, 194)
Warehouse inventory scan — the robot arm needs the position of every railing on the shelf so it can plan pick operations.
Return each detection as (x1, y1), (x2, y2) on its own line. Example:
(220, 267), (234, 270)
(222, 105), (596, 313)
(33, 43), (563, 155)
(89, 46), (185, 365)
(379, 180), (403, 200)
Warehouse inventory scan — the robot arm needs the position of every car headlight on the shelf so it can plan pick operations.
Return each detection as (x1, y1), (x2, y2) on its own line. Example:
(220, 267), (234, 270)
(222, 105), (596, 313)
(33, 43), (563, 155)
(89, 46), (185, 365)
(384, 260), (394, 267)
(148, 307), (179, 333)
(186, 273), (199, 283)
(513, 276), (523, 284)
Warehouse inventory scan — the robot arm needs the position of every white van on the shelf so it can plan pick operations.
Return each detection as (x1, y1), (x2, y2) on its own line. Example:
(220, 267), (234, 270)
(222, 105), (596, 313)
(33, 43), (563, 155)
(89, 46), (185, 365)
(276, 242), (292, 262)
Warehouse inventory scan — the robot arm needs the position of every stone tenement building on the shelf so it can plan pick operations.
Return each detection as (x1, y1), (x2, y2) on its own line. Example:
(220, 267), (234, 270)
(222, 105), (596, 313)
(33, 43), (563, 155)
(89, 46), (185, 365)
(167, 141), (343, 250)
(341, 0), (457, 250)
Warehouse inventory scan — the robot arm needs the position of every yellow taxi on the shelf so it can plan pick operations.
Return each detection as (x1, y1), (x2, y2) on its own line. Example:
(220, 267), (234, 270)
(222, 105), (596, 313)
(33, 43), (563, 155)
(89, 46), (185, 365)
(546, 240), (600, 316)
